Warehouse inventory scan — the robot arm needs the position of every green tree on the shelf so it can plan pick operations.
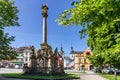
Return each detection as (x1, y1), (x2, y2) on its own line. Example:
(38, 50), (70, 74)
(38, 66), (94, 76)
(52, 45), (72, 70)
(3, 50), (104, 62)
(57, 0), (120, 69)
(0, 0), (19, 60)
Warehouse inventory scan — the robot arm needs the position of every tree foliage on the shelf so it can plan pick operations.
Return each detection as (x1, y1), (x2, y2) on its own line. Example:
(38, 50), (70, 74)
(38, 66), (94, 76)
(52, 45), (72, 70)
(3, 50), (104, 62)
(0, 0), (19, 60)
(58, 0), (120, 69)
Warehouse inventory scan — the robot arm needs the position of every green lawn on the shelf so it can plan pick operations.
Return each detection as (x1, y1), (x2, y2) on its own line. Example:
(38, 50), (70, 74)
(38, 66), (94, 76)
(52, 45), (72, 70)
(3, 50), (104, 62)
(2, 73), (79, 79)
(101, 74), (120, 80)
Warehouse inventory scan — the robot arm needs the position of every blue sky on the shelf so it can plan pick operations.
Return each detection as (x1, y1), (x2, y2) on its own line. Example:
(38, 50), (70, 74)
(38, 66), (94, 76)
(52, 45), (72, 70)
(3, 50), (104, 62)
(5, 0), (88, 56)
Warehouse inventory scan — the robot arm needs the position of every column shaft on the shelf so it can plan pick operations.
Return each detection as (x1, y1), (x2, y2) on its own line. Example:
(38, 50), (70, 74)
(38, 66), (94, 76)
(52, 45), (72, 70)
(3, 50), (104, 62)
(42, 17), (47, 43)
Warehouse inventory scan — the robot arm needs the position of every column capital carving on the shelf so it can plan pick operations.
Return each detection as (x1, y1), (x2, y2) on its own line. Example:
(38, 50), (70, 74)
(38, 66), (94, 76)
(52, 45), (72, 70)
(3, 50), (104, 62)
(41, 5), (48, 17)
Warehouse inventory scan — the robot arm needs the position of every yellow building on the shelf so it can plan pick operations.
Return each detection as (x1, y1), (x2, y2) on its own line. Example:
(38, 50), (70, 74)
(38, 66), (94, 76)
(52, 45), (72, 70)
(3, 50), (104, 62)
(70, 47), (92, 70)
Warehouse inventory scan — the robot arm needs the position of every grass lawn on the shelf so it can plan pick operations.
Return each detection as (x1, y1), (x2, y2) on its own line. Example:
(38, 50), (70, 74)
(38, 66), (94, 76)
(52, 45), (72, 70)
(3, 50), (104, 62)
(2, 73), (79, 79)
(101, 74), (120, 80)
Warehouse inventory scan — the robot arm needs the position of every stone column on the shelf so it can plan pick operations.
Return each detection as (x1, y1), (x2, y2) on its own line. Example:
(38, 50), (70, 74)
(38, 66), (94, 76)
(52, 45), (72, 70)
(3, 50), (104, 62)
(41, 5), (48, 44)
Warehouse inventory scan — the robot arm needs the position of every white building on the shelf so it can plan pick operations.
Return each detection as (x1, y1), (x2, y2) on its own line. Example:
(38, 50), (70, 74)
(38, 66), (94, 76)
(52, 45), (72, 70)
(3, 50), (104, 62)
(13, 46), (33, 68)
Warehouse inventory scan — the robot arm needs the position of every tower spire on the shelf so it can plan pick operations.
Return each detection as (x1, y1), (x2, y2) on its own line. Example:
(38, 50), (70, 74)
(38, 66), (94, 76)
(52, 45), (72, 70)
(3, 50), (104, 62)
(60, 44), (63, 51)
(71, 44), (74, 52)
(60, 44), (64, 57)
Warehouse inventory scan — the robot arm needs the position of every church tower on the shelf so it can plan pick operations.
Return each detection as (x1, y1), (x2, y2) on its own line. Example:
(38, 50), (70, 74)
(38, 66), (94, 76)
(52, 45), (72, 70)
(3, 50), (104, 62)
(70, 44), (74, 60)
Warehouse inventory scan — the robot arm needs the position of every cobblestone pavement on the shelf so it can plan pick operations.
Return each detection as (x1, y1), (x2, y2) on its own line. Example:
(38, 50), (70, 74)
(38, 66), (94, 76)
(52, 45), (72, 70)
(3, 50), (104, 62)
(79, 71), (108, 80)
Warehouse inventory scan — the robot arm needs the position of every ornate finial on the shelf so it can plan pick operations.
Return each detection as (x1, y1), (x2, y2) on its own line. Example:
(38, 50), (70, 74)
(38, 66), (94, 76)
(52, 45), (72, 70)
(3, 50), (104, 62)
(60, 44), (64, 56)
(31, 46), (35, 54)
(60, 44), (63, 51)
(71, 44), (74, 52)
(54, 47), (58, 54)
(41, 5), (48, 17)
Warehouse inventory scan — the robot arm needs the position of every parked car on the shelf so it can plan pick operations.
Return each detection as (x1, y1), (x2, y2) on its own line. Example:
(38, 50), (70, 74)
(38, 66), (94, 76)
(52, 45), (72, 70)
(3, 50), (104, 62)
(102, 68), (114, 74)
(115, 70), (120, 74)
(102, 68), (120, 74)
(92, 67), (101, 73)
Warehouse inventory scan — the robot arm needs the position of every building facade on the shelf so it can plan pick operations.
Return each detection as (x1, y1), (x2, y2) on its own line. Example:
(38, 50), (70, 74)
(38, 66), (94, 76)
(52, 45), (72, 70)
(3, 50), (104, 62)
(64, 56), (72, 69)
(13, 46), (32, 68)
(70, 47), (92, 70)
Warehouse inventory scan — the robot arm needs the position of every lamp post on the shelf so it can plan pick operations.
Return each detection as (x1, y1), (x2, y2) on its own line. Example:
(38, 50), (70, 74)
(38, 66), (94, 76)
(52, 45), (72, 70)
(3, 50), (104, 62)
(80, 63), (82, 72)
(114, 69), (117, 80)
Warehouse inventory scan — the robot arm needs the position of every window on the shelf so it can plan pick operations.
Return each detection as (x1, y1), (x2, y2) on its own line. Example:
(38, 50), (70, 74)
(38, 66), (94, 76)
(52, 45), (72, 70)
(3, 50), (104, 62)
(25, 58), (27, 61)
(26, 52), (28, 55)
(79, 58), (81, 63)
(84, 58), (86, 63)
(21, 58), (23, 61)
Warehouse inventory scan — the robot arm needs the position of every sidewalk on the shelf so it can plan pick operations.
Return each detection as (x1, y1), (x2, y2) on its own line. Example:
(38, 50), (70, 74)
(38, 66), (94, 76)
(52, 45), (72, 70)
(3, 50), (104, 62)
(0, 68), (22, 74)
(79, 70), (108, 80)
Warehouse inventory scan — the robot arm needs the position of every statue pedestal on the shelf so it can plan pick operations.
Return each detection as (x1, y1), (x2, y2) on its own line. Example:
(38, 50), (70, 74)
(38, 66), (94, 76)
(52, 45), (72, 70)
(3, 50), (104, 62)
(37, 43), (52, 74)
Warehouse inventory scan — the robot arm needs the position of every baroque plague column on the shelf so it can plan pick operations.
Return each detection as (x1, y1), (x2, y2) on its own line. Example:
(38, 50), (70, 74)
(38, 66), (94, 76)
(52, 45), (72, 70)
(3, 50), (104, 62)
(23, 5), (64, 75)
(37, 5), (53, 74)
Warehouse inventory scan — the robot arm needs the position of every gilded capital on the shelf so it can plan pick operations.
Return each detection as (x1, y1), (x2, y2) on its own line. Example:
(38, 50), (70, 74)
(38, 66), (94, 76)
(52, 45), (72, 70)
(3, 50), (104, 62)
(41, 5), (48, 17)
